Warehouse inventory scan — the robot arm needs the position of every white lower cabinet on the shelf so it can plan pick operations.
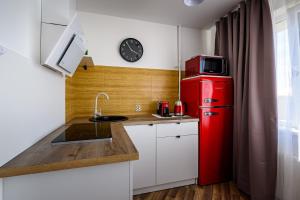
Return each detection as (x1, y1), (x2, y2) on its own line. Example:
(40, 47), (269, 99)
(125, 121), (198, 193)
(157, 135), (198, 185)
(125, 125), (156, 189)
(3, 162), (131, 200)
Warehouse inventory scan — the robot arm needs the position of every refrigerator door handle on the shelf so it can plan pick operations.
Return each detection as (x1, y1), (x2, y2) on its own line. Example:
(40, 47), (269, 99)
(204, 111), (218, 116)
(204, 98), (218, 103)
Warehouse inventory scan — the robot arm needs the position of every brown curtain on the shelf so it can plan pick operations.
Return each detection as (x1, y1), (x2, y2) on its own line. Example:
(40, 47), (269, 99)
(215, 0), (278, 200)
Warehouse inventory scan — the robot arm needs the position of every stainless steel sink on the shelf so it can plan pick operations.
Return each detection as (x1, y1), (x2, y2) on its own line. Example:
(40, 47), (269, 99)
(89, 115), (128, 122)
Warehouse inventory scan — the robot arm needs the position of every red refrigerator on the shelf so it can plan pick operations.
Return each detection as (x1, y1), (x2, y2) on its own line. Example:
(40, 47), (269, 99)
(181, 75), (233, 185)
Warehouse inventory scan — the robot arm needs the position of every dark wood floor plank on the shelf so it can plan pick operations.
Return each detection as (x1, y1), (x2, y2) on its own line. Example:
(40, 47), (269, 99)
(157, 189), (168, 200)
(212, 184), (221, 200)
(183, 187), (194, 200)
(202, 185), (213, 200)
(168, 187), (179, 199)
(133, 182), (249, 200)
(222, 182), (232, 200)
(174, 187), (187, 200)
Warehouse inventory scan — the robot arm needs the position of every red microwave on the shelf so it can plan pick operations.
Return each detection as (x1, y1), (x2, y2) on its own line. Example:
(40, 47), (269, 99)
(185, 55), (228, 78)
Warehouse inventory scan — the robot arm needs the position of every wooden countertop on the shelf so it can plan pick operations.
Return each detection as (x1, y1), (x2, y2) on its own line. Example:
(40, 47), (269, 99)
(0, 115), (198, 178)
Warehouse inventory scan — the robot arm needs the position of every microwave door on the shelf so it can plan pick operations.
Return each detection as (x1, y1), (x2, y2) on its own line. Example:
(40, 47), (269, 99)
(203, 57), (223, 74)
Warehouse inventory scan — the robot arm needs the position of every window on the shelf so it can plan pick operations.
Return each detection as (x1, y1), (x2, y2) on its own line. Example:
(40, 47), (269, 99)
(273, 2), (300, 131)
(275, 19), (292, 97)
(275, 19), (292, 125)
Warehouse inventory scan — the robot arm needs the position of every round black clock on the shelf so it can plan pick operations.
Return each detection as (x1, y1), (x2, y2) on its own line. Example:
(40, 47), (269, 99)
(119, 38), (143, 62)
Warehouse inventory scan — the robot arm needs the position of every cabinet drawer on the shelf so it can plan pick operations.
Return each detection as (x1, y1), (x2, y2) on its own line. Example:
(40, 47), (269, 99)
(157, 122), (198, 138)
(157, 135), (198, 185)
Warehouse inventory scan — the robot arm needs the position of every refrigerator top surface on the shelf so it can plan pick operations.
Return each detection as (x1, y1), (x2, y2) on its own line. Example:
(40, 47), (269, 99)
(182, 75), (233, 81)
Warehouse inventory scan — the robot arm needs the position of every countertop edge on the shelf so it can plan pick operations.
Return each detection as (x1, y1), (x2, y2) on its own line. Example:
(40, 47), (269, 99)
(0, 153), (139, 178)
(122, 118), (199, 126)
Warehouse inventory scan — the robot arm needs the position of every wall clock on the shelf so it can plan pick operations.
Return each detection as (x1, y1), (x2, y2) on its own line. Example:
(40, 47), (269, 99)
(119, 38), (143, 62)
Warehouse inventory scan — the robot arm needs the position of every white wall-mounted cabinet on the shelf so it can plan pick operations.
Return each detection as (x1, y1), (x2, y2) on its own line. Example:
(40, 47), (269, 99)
(41, 23), (65, 64)
(125, 125), (156, 189)
(42, 0), (76, 25)
(125, 121), (198, 194)
(41, 0), (87, 76)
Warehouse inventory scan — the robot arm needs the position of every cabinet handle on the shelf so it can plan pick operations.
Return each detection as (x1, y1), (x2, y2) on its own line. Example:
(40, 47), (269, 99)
(176, 135), (181, 138)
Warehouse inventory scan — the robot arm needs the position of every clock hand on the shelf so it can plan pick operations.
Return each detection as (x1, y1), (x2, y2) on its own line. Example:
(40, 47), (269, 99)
(125, 41), (133, 51)
(131, 49), (140, 55)
(126, 41), (140, 55)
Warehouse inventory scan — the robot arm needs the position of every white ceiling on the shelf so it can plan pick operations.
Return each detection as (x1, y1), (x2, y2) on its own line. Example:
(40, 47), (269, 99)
(77, 0), (241, 29)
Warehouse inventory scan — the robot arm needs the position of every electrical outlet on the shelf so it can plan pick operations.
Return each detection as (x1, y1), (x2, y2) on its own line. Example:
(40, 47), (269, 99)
(135, 104), (142, 112)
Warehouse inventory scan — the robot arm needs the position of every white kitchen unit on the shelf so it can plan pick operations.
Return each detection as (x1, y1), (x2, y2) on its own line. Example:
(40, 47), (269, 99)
(40, 0), (78, 66)
(157, 134), (198, 184)
(157, 122), (198, 185)
(125, 121), (198, 195)
(40, 23), (66, 64)
(3, 162), (133, 200)
(42, 0), (76, 25)
(125, 124), (156, 189)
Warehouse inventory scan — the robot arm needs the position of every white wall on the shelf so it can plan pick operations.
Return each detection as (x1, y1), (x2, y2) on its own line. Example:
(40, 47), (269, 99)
(79, 12), (177, 69)
(0, 0), (41, 62)
(181, 27), (209, 68)
(181, 26), (216, 67)
(0, 0), (65, 199)
(207, 25), (216, 55)
(0, 50), (65, 166)
(79, 12), (212, 70)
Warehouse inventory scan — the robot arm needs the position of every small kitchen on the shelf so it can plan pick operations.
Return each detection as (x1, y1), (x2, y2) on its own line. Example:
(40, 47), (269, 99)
(0, 0), (278, 200)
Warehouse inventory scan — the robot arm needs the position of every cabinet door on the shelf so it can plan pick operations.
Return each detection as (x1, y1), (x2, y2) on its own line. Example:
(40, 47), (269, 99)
(199, 107), (233, 184)
(41, 23), (65, 64)
(125, 125), (156, 189)
(42, 0), (76, 25)
(157, 135), (198, 185)
(199, 78), (233, 107)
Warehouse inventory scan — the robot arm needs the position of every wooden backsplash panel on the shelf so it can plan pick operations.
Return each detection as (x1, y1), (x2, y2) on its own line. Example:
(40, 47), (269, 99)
(65, 77), (75, 122)
(66, 66), (179, 122)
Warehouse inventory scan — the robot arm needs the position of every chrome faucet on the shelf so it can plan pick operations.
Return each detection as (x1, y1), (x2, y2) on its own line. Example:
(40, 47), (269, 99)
(94, 92), (109, 117)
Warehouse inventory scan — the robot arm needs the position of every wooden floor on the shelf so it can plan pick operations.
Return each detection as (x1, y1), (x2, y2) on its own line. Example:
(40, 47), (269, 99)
(133, 182), (249, 200)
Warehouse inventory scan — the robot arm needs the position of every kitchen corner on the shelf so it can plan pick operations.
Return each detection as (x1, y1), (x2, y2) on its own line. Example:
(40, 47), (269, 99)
(0, 115), (198, 200)
(0, 0), (249, 199)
